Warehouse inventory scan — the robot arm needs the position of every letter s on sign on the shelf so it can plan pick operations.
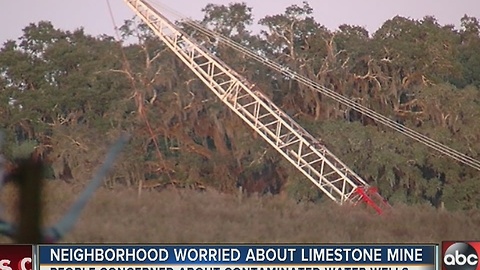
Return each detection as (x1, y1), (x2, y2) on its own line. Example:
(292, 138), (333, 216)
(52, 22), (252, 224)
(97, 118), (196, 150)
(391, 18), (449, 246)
(0, 259), (12, 270)
(18, 258), (31, 270)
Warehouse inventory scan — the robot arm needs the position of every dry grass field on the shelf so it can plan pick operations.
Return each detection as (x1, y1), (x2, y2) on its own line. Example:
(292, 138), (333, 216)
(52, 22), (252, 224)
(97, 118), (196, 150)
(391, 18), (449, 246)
(0, 181), (479, 243)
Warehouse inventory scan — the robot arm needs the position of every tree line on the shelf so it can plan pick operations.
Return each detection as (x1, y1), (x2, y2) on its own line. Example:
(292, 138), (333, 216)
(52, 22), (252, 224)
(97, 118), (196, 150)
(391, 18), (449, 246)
(0, 2), (479, 210)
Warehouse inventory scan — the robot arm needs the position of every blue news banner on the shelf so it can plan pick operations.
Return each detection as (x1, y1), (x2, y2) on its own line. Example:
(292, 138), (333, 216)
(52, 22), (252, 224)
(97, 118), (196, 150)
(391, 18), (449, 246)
(37, 245), (438, 270)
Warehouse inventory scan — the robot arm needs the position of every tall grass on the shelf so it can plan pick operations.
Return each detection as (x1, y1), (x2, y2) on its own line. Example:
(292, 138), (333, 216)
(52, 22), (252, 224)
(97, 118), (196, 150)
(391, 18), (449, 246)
(1, 181), (478, 243)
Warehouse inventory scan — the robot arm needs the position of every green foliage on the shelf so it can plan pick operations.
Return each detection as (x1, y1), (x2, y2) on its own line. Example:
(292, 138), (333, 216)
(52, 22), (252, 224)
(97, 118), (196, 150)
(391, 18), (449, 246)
(1, 7), (480, 211)
(11, 140), (38, 159)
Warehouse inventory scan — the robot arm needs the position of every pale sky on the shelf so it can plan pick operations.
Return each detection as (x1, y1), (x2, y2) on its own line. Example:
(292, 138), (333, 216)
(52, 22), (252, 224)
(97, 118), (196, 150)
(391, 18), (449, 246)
(1, 0), (479, 44)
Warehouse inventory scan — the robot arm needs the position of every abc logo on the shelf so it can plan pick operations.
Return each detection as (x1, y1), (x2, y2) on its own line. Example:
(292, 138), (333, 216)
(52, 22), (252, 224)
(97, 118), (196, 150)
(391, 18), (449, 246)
(443, 242), (478, 270)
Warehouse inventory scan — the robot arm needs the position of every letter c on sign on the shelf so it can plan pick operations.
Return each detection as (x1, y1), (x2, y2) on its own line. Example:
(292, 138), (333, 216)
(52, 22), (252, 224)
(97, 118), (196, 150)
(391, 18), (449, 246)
(18, 258), (31, 270)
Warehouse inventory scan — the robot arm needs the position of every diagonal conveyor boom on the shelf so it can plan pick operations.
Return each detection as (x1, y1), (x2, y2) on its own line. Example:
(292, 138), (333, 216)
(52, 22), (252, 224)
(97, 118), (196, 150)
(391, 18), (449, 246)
(123, 0), (390, 214)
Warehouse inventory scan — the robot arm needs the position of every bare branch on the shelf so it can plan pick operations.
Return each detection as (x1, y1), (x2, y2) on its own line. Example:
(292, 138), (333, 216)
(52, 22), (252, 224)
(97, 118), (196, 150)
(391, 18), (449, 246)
(64, 135), (89, 151)
(148, 48), (169, 65)
(183, 91), (196, 110)
(102, 69), (135, 81)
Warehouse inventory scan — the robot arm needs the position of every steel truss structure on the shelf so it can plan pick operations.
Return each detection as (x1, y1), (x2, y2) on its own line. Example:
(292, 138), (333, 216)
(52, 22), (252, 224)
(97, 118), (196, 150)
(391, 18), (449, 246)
(124, 0), (390, 214)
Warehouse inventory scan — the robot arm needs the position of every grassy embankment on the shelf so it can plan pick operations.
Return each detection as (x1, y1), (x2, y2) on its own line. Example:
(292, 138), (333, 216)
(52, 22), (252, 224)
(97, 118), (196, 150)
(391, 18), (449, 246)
(0, 181), (479, 243)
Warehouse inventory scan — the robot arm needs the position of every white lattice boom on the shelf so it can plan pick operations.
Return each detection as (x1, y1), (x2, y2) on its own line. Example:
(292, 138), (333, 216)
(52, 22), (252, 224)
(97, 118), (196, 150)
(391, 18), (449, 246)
(124, 0), (390, 214)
